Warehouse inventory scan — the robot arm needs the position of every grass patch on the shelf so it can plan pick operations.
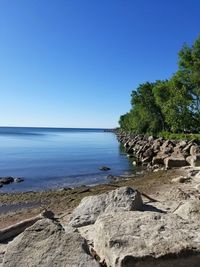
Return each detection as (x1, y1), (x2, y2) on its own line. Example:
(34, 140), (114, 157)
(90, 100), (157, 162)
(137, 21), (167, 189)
(158, 131), (200, 141)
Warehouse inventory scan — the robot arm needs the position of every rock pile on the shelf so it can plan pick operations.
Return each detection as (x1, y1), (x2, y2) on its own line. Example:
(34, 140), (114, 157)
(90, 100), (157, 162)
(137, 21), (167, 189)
(116, 131), (200, 169)
(2, 184), (200, 267)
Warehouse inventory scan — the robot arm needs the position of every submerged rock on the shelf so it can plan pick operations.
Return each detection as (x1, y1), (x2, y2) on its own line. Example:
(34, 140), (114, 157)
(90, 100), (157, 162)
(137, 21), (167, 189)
(99, 166), (111, 171)
(68, 187), (143, 228)
(2, 218), (100, 267)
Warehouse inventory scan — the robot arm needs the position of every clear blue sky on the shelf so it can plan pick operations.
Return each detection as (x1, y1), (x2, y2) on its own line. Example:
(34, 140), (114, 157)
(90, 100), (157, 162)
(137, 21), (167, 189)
(0, 0), (200, 128)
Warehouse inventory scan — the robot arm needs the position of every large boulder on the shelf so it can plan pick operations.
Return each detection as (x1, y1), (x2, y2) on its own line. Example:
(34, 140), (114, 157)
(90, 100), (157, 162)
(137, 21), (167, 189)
(164, 156), (188, 168)
(2, 219), (100, 267)
(69, 187), (143, 228)
(93, 211), (200, 267)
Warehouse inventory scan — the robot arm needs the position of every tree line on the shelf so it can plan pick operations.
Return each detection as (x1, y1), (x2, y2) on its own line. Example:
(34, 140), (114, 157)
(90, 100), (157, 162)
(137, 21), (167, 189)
(119, 36), (200, 135)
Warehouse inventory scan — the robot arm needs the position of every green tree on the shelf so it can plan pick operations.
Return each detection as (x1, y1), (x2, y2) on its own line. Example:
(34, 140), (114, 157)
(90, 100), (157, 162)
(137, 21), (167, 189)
(178, 36), (200, 124)
(119, 35), (200, 134)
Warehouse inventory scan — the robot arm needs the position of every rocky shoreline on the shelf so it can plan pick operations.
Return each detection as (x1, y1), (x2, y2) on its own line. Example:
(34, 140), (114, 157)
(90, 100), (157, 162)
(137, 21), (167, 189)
(1, 132), (200, 266)
(116, 130), (200, 169)
(0, 165), (200, 266)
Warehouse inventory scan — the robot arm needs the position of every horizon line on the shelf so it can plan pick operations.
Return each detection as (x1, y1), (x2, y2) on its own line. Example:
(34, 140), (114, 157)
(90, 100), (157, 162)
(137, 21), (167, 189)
(0, 125), (116, 129)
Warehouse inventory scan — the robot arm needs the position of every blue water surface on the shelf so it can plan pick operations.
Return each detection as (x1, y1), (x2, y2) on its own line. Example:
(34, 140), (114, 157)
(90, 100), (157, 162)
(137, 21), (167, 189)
(0, 127), (133, 192)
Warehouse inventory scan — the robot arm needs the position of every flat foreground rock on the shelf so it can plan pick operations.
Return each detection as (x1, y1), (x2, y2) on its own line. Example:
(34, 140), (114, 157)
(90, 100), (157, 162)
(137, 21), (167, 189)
(69, 187), (143, 227)
(175, 200), (200, 222)
(2, 219), (100, 267)
(93, 211), (200, 267)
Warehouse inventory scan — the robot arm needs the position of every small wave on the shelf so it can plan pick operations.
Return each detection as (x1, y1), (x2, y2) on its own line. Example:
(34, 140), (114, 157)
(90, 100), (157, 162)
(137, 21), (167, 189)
(0, 132), (46, 136)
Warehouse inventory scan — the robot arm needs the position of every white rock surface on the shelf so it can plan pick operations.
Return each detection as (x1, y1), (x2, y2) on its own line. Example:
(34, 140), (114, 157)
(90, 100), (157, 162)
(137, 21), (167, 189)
(174, 200), (200, 222)
(69, 187), (143, 227)
(2, 219), (100, 267)
(93, 211), (200, 267)
(171, 176), (189, 183)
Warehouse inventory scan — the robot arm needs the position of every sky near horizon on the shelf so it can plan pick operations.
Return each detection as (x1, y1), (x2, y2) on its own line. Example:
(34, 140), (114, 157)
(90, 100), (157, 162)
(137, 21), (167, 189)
(0, 0), (200, 128)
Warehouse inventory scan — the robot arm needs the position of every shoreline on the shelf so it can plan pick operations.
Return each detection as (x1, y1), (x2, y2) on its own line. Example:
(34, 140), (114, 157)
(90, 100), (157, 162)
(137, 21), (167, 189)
(0, 167), (184, 229)
(1, 165), (199, 266)
(2, 163), (200, 266)
(1, 130), (199, 229)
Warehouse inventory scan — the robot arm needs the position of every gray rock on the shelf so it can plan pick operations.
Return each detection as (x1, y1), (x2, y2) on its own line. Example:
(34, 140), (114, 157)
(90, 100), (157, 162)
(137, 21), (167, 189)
(171, 147), (184, 157)
(195, 183), (200, 191)
(69, 187), (143, 228)
(182, 143), (193, 153)
(164, 156), (188, 168)
(174, 200), (200, 222)
(194, 171), (200, 180)
(2, 218), (100, 267)
(93, 211), (200, 267)
(143, 147), (154, 158)
(107, 175), (122, 182)
(14, 177), (24, 183)
(0, 177), (14, 185)
(177, 140), (187, 149)
(190, 145), (200, 156)
(99, 166), (111, 171)
(152, 153), (168, 165)
(148, 135), (154, 142)
(186, 155), (200, 167)
(160, 140), (175, 154)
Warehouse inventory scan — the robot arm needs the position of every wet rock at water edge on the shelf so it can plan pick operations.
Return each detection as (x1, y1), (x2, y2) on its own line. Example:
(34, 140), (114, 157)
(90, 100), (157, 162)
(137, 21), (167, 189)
(0, 177), (14, 185)
(14, 177), (24, 183)
(107, 175), (122, 182)
(99, 166), (111, 171)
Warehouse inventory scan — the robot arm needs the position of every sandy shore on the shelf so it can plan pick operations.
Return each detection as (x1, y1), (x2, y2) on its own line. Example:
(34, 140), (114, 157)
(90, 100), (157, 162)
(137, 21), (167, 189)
(0, 168), (185, 229)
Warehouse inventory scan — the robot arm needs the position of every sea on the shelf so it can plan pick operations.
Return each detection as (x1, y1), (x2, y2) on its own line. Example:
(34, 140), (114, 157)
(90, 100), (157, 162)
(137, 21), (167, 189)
(0, 127), (134, 192)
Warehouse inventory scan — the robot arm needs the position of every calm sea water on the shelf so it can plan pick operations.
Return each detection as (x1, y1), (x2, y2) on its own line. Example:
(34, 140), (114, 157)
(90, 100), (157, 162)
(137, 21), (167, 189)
(0, 127), (133, 192)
